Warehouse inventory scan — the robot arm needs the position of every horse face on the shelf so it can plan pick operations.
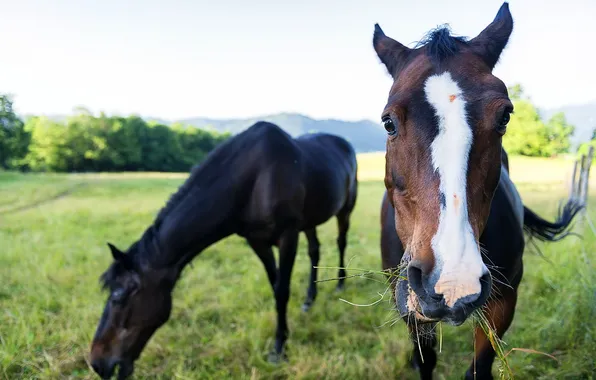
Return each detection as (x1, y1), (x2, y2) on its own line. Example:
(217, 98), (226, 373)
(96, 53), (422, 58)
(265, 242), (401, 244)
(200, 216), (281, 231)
(90, 243), (173, 379)
(373, 3), (514, 325)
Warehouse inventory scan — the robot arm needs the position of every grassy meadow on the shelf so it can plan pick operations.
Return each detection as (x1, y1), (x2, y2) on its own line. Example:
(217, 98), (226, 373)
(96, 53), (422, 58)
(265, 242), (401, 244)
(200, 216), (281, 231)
(1, 154), (595, 379)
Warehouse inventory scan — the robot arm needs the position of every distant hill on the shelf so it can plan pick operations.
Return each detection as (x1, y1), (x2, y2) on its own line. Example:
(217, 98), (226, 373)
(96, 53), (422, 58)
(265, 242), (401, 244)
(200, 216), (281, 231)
(176, 113), (387, 153)
(541, 102), (596, 148)
(176, 104), (596, 153)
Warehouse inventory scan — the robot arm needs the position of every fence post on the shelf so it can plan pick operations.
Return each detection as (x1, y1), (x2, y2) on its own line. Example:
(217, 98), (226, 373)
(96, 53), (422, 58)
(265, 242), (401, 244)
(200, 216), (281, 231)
(581, 146), (594, 219)
(570, 159), (579, 201)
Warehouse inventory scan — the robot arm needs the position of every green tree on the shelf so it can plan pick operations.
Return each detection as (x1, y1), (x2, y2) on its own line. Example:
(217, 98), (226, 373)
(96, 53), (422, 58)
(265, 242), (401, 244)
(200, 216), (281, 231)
(0, 94), (30, 169)
(544, 112), (574, 156)
(502, 85), (574, 157)
(172, 123), (231, 169)
(507, 83), (524, 101)
(95, 115), (143, 171)
(20, 107), (230, 173)
(24, 116), (71, 171)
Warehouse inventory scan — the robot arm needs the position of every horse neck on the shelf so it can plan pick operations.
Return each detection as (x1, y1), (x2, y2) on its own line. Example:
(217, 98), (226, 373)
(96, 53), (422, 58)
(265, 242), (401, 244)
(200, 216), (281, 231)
(139, 133), (261, 273)
(148, 176), (243, 272)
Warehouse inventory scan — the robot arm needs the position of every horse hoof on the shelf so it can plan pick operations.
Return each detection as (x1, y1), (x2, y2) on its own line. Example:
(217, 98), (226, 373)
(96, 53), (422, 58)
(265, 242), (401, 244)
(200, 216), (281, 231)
(409, 355), (419, 370)
(301, 301), (313, 312)
(267, 351), (288, 364)
(465, 369), (491, 380)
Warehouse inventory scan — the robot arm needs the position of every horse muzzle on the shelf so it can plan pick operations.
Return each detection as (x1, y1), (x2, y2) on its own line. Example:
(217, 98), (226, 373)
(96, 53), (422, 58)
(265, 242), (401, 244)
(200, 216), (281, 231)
(91, 357), (134, 380)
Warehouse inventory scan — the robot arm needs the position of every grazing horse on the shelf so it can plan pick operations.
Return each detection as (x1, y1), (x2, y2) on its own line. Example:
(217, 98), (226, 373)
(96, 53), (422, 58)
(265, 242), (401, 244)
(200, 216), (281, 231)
(89, 121), (358, 379)
(374, 3), (584, 379)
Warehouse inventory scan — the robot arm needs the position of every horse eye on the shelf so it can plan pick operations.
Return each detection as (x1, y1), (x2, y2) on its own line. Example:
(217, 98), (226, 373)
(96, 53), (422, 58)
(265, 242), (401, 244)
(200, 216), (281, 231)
(496, 111), (511, 135)
(501, 112), (510, 126)
(112, 288), (127, 303)
(382, 117), (397, 136)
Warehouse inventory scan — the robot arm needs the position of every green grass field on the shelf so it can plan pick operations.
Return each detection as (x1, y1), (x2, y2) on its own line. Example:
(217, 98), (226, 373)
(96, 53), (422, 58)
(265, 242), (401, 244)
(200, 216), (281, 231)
(1, 155), (595, 379)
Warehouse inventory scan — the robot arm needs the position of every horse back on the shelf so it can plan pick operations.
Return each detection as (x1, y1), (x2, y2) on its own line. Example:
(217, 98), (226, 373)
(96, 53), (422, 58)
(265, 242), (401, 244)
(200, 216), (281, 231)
(295, 133), (358, 228)
(236, 124), (358, 241)
(234, 123), (307, 241)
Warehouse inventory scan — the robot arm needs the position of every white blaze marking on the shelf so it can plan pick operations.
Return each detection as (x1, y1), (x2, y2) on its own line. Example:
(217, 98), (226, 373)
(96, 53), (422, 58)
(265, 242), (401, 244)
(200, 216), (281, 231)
(424, 72), (487, 308)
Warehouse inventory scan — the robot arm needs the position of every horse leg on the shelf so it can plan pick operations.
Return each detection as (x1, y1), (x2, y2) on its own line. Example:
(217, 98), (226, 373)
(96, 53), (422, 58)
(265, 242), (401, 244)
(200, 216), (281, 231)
(302, 228), (320, 312)
(336, 211), (350, 291)
(465, 288), (518, 380)
(269, 227), (299, 363)
(409, 322), (438, 380)
(247, 239), (277, 291)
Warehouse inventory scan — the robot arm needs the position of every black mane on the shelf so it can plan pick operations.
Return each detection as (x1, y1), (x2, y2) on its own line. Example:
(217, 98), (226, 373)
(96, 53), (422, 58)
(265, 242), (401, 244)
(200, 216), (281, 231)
(153, 127), (260, 228)
(415, 25), (468, 65)
(99, 227), (163, 290)
(100, 264), (121, 290)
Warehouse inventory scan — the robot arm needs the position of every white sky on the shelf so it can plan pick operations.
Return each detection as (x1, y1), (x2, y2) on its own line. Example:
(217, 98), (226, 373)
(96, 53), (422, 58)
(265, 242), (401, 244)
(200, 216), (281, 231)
(1, 0), (594, 122)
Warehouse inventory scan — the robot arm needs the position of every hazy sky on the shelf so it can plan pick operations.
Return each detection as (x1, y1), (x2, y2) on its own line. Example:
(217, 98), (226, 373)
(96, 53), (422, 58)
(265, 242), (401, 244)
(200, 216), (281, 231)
(2, 0), (594, 122)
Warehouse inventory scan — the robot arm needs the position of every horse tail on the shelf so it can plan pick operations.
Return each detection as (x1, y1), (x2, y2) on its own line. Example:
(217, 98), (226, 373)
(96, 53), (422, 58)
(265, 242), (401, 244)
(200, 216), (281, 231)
(523, 199), (584, 242)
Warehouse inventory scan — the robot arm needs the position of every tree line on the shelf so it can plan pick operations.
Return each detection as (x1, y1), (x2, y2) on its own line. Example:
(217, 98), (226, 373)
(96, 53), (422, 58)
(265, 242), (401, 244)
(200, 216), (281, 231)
(0, 95), (230, 172)
(0, 85), (585, 173)
(502, 84), (575, 157)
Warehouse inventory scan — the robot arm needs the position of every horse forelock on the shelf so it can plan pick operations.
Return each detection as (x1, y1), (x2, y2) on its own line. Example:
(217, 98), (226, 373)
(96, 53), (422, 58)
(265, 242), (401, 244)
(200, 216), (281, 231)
(415, 25), (469, 66)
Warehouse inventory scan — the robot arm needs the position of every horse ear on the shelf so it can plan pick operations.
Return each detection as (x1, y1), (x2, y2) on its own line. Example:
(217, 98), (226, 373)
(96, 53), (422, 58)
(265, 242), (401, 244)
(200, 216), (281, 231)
(373, 23), (412, 79)
(107, 242), (125, 262)
(468, 2), (513, 70)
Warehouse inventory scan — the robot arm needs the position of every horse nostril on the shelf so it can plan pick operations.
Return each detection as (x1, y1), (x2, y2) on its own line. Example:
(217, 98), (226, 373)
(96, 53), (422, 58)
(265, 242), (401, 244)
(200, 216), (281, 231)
(477, 272), (492, 305)
(406, 262), (450, 319)
(91, 358), (117, 379)
(406, 263), (424, 294)
(480, 272), (492, 288)
(407, 263), (441, 300)
(91, 361), (102, 376)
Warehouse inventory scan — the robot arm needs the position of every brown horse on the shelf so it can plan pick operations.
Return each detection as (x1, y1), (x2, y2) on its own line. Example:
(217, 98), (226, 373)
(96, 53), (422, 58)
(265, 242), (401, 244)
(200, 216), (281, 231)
(374, 3), (584, 379)
(89, 121), (358, 379)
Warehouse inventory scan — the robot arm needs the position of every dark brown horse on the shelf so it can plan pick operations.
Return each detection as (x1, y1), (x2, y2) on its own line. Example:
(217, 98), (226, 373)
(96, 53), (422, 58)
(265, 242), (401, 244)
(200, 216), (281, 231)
(89, 121), (358, 379)
(374, 3), (584, 379)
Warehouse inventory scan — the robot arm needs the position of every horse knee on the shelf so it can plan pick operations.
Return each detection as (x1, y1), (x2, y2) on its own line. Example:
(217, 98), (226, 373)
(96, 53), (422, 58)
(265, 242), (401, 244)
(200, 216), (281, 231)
(274, 285), (290, 304)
